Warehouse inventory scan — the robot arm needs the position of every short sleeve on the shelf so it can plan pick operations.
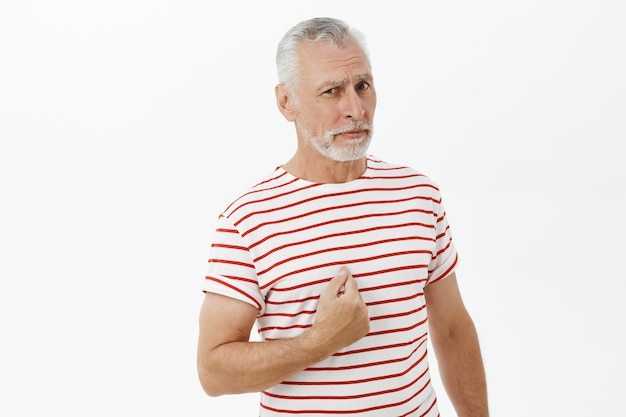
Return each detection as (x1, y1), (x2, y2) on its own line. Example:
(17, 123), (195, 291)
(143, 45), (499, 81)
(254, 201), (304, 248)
(426, 190), (459, 285)
(202, 215), (266, 315)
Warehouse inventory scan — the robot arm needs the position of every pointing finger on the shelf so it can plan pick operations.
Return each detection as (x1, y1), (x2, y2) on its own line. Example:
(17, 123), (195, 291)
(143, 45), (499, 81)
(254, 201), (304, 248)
(342, 272), (359, 294)
(327, 267), (350, 296)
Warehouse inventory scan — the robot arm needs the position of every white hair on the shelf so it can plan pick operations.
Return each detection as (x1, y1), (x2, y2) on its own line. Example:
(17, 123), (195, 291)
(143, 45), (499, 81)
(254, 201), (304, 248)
(275, 17), (370, 93)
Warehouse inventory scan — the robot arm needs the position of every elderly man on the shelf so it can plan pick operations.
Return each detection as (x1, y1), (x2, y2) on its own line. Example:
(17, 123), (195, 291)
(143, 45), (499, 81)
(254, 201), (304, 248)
(197, 17), (489, 417)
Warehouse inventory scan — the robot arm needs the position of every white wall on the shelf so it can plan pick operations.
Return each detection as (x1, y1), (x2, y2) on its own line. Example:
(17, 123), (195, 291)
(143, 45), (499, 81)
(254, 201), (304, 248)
(1, 1), (624, 416)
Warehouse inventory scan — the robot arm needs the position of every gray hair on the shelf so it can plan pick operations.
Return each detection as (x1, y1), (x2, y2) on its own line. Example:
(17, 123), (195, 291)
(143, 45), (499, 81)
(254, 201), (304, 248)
(276, 17), (369, 92)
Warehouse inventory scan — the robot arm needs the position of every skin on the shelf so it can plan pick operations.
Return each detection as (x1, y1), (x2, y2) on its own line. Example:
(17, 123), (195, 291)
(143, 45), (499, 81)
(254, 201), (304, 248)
(197, 266), (369, 395)
(276, 38), (376, 183)
(197, 37), (489, 416)
(425, 273), (490, 417)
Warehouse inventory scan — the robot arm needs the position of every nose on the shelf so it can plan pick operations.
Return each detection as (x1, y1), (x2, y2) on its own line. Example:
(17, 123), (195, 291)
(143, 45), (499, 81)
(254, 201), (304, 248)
(343, 89), (365, 120)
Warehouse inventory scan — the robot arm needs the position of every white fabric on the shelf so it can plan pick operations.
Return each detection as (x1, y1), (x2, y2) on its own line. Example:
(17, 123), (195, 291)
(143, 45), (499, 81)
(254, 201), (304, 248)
(203, 156), (458, 416)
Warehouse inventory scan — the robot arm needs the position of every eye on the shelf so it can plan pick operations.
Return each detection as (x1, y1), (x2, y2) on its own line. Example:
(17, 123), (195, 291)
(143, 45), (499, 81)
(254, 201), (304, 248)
(356, 81), (370, 91)
(323, 87), (339, 95)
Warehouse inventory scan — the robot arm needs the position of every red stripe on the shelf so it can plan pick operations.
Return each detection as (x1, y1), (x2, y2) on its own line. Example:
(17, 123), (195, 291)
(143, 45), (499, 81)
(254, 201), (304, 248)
(399, 393), (438, 417)
(211, 243), (247, 251)
(285, 341), (427, 382)
(334, 332), (428, 357)
(262, 309), (316, 318)
(435, 224), (451, 241)
(365, 291), (422, 306)
(428, 253), (459, 285)
(418, 396), (438, 417)
(229, 181), (320, 218)
(266, 295), (320, 305)
(369, 305), (426, 322)
(260, 251), (431, 290)
(267, 277), (329, 293)
(249, 209), (435, 250)
(264, 367), (429, 401)
(215, 227), (238, 234)
(432, 238), (453, 260)
(260, 377), (433, 415)
(221, 274), (257, 285)
(268, 269), (427, 295)
(314, 341), (427, 373)
(263, 300), (425, 326)
(240, 194), (437, 236)
(365, 172), (428, 180)
(360, 277), (426, 295)
(208, 258), (254, 269)
(222, 170), (295, 213)
(257, 237), (433, 276)
(354, 265), (428, 280)
(258, 323), (312, 332)
(204, 277), (262, 310)
(366, 317), (428, 337)
(254, 221), (435, 262)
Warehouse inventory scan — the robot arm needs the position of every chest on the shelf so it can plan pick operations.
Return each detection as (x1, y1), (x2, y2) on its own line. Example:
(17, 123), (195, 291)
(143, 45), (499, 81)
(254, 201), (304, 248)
(245, 205), (436, 339)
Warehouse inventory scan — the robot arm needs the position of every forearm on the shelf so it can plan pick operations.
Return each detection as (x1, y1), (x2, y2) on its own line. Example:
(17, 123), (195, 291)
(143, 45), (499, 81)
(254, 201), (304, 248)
(197, 269), (369, 397)
(197, 327), (333, 396)
(432, 318), (489, 417)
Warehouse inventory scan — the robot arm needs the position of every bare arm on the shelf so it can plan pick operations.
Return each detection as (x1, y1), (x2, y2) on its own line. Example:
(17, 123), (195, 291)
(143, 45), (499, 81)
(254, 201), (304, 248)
(424, 272), (489, 417)
(196, 267), (369, 396)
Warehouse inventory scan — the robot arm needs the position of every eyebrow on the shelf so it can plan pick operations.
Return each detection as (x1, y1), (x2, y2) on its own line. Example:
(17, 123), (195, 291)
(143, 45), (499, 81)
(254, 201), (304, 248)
(316, 73), (373, 91)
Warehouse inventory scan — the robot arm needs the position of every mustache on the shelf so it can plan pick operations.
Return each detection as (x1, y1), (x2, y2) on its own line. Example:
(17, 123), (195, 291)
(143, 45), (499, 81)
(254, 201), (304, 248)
(329, 121), (373, 135)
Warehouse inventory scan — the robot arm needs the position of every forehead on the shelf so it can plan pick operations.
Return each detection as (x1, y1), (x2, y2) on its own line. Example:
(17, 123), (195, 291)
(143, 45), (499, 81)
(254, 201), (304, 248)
(296, 39), (372, 86)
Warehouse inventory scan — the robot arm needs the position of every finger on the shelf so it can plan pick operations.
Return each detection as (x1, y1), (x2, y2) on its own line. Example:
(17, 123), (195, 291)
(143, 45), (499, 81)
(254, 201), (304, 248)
(342, 273), (359, 294)
(326, 267), (349, 294)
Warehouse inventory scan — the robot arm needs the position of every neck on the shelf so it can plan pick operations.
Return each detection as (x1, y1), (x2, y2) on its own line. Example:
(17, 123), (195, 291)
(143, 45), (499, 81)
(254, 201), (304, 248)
(282, 153), (367, 184)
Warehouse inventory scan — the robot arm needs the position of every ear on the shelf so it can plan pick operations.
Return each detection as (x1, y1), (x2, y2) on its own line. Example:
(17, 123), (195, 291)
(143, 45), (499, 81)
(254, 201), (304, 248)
(275, 84), (297, 122)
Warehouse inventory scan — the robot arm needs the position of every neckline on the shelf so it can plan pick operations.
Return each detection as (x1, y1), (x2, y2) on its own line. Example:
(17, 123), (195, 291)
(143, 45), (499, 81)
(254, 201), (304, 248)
(277, 157), (371, 187)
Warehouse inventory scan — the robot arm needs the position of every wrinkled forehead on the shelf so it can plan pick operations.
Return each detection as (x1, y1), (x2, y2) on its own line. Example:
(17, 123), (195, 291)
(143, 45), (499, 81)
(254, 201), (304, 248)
(296, 39), (372, 85)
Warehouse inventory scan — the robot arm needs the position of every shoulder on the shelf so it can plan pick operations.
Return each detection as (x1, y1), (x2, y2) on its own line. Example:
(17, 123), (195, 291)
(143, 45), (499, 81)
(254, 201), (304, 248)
(220, 166), (296, 219)
(366, 155), (442, 195)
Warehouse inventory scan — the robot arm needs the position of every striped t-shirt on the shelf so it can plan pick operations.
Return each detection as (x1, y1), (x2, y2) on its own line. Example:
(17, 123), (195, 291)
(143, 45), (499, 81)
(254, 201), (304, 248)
(203, 156), (458, 416)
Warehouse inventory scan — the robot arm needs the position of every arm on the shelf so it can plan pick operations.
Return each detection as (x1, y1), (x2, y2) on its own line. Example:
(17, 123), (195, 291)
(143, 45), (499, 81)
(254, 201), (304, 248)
(424, 272), (489, 417)
(196, 267), (369, 396)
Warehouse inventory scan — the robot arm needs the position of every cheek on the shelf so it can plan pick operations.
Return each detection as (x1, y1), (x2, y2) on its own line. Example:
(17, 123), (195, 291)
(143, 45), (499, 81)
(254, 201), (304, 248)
(300, 100), (345, 131)
(308, 110), (334, 130)
(366, 97), (377, 117)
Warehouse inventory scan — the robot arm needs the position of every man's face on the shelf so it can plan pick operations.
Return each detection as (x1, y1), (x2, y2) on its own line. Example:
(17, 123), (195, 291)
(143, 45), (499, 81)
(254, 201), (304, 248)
(293, 39), (377, 162)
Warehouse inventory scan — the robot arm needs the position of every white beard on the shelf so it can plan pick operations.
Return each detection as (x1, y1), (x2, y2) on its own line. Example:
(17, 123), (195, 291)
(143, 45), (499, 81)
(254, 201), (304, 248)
(300, 121), (373, 162)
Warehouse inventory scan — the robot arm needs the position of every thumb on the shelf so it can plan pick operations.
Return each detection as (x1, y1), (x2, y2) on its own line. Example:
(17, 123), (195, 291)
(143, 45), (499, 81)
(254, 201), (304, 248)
(327, 267), (349, 294)
(342, 271), (359, 294)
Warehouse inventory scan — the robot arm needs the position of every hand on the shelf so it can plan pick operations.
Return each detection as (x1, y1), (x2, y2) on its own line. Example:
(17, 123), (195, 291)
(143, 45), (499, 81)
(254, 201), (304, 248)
(308, 266), (370, 355)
